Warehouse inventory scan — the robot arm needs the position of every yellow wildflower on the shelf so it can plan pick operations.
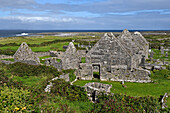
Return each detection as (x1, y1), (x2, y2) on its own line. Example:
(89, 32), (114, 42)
(22, 107), (26, 110)
(15, 107), (20, 111)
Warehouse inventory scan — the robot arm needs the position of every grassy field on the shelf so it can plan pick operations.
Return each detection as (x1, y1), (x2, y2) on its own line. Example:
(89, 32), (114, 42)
(151, 49), (170, 62)
(74, 79), (169, 98)
(0, 35), (100, 54)
(0, 33), (169, 111)
(74, 69), (170, 107)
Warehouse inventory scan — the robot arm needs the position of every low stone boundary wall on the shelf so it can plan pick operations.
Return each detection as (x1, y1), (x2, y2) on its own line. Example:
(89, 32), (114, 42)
(45, 57), (62, 71)
(108, 68), (151, 83)
(0, 60), (14, 64)
(0, 55), (13, 59)
(161, 93), (168, 109)
(84, 82), (113, 102)
(35, 52), (50, 57)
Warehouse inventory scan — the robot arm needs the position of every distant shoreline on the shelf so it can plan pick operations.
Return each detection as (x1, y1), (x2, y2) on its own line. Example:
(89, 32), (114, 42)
(0, 30), (170, 38)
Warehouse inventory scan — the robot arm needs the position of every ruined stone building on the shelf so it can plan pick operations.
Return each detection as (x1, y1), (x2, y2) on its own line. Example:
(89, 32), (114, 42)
(77, 29), (151, 83)
(13, 30), (151, 83)
(45, 42), (80, 70)
(14, 42), (40, 65)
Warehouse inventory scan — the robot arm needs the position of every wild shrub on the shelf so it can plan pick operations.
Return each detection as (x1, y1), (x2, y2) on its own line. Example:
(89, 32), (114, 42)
(62, 69), (76, 82)
(7, 62), (61, 77)
(0, 84), (38, 112)
(151, 69), (170, 80)
(0, 48), (16, 55)
(92, 93), (161, 113)
(51, 79), (88, 101)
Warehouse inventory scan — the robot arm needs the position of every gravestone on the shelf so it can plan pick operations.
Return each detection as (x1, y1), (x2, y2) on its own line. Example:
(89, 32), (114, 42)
(14, 42), (40, 65)
(150, 51), (154, 59)
(161, 46), (164, 55)
(165, 52), (168, 57)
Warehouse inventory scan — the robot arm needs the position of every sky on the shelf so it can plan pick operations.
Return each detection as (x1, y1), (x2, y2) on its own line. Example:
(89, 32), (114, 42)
(0, 0), (170, 30)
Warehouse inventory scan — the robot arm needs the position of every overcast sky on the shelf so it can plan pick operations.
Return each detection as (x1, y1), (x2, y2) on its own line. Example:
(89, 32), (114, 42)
(0, 0), (170, 30)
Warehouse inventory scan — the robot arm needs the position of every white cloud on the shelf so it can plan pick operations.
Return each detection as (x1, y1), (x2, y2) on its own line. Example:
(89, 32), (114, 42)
(0, 16), (75, 23)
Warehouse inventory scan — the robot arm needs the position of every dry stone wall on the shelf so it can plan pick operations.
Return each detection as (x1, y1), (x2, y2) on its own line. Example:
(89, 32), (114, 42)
(35, 52), (50, 57)
(45, 57), (62, 71)
(62, 42), (79, 70)
(84, 82), (113, 102)
(76, 63), (93, 80)
(13, 42), (40, 65)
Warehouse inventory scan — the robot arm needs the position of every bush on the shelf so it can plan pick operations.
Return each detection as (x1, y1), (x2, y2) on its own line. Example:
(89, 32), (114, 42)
(62, 69), (76, 82)
(152, 69), (170, 80)
(0, 84), (37, 112)
(0, 48), (16, 55)
(91, 93), (161, 113)
(7, 62), (62, 77)
(51, 79), (88, 101)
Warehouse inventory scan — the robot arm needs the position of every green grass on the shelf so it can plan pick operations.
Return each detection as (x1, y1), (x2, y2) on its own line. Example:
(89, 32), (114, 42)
(74, 69), (170, 107)
(41, 95), (93, 112)
(0, 35), (100, 55)
(152, 49), (170, 62)
(12, 76), (47, 87)
(56, 59), (61, 62)
(1, 58), (14, 62)
(0, 42), (69, 53)
(74, 69), (170, 98)
(81, 57), (86, 63)
(74, 80), (169, 98)
(0, 36), (72, 44)
(39, 56), (52, 64)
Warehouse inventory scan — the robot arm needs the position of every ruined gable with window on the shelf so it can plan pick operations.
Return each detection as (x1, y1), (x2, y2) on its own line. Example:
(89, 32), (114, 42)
(77, 30), (151, 83)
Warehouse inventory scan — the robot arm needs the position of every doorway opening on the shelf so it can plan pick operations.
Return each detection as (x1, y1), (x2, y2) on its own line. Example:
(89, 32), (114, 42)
(92, 64), (100, 79)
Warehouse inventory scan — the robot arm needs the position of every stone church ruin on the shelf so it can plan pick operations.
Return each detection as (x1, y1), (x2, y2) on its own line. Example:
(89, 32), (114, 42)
(11, 29), (151, 83)
(76, 29), (151, 83)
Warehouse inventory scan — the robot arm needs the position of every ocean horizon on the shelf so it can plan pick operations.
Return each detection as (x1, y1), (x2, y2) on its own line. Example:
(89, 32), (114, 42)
(0, 29), (169, 37)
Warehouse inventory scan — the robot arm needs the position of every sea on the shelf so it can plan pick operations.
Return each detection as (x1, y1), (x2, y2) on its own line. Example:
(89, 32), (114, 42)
(0, 30), (166, 37)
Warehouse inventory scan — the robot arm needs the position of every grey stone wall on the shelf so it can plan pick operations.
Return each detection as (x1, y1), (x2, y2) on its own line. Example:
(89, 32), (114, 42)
(76, 63), (93, 80)
(118, 29), (140, 56)
(49, 51), (58, 57)
(77, 30), (151, 83)
(14, 42), (40, 65)
(35, 52), (50, 57)
(45, 57), (62, 71)
(62, 42), (79, 70)
(84, 82), (112, 101)
(77, 50), (87, 58)
(56, 52), (64, 59)
(86, 32), (132, 71)
(109, 68), (151, 83)
(0, 60), (14, 64)
(0, 55), (13, 59)
(132, 32), (149, 59)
